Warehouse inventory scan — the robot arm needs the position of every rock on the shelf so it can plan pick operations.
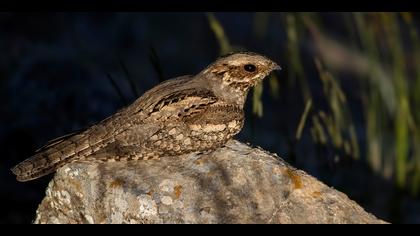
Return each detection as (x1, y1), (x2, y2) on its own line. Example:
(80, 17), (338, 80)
(34, 140), (386, 224)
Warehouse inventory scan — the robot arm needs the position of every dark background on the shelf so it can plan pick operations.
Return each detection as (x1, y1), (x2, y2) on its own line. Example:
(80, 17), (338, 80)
(1, 12), (420, 224)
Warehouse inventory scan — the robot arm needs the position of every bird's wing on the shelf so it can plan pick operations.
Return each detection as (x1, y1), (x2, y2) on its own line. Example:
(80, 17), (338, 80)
(34, 127), (89, 153)
(148, 87), (218, 117)
(117, 87), (220, 146)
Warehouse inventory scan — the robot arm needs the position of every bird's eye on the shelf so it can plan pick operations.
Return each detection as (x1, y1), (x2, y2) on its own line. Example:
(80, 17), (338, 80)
(244, 64), (256, 72)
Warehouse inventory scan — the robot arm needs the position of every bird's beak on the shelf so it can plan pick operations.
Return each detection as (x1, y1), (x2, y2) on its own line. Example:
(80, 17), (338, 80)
(271, 62), (281, 71)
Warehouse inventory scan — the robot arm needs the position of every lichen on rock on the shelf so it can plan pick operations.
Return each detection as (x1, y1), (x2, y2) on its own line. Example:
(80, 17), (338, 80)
(34, 140), (386, 224)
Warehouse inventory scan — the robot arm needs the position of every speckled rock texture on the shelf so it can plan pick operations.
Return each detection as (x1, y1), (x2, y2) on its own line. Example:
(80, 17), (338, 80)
(34, 140), (386, 224)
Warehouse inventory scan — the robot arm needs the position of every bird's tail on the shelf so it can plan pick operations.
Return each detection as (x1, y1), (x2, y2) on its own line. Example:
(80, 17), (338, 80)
(11, 130), (96, 182)
(11, 153), (69, 182)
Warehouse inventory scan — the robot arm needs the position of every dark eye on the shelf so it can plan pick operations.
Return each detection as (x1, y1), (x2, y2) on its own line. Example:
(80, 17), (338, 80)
(244, 64), (256, 72)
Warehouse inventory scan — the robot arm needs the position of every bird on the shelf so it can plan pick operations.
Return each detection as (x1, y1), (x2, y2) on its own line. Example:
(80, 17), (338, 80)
(11, 51), (280, 182)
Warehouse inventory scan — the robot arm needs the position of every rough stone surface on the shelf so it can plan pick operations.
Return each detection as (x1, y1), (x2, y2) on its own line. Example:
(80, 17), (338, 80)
(34, 140), (386, 224)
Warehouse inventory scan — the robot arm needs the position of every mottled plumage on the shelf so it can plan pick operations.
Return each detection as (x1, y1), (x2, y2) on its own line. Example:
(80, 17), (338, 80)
(11, 52), (280, 181)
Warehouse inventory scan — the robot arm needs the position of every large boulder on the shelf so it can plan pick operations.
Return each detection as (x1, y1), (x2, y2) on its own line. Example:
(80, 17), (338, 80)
(34, 140), (386, 224)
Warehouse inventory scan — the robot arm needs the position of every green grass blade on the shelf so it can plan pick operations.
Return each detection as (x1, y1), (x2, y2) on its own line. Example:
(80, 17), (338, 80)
(207, 13), (231, 55)
(296, 99), (312, 141)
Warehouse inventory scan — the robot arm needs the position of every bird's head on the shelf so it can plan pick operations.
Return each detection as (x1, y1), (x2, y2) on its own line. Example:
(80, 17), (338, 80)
(202, 51), (281, 92)
(200, 52), (280, 106)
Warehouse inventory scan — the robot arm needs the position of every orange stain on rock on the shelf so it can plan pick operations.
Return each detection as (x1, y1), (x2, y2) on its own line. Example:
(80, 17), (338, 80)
(286, 168), (303, 189)
(312, 191), (322, 197)
(109, 179), (125, 188)
(147, 189), (154, 196)
(174, 185), (183, 199)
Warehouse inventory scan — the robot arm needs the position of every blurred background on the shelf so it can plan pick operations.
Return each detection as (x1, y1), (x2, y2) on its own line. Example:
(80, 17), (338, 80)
(1, 12), (420, 224)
